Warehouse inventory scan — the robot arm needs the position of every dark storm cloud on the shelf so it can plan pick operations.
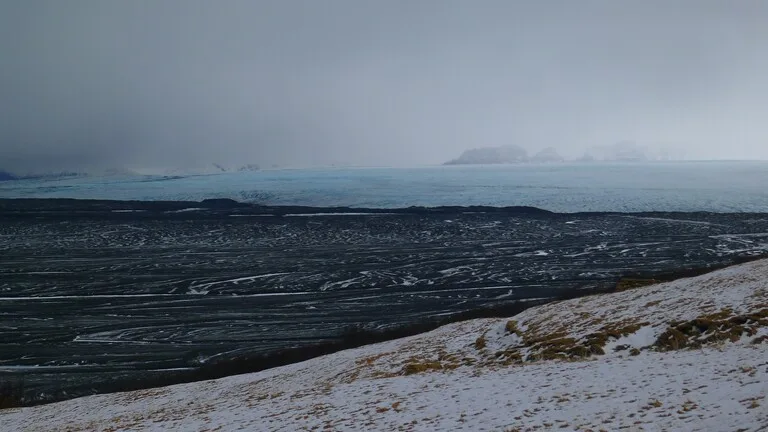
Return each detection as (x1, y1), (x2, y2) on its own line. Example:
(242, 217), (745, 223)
(1, 0), (767, 171)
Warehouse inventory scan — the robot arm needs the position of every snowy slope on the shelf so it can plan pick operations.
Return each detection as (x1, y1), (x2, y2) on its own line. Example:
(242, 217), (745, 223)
(2, 260), (767, 431)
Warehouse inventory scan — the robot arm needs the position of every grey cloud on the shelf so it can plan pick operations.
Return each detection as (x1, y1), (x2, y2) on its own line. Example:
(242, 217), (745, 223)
(1, 0), (767, 171)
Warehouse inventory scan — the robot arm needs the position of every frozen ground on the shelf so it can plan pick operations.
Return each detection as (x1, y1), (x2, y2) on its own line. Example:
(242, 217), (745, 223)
(2, 200), (768, 402)
(3, 258), (767, 431)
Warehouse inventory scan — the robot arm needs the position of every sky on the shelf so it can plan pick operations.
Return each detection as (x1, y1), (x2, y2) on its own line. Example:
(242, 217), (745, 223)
(1, 0), (768, 171)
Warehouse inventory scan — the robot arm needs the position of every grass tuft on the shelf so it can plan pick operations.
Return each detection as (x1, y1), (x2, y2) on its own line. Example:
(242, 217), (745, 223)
(474, 335), (487, 351)
(655, 308), (767, 351)
(402, 361), (443, 375)
(616, 278), (659, 292)
(505, 320), (520, 335)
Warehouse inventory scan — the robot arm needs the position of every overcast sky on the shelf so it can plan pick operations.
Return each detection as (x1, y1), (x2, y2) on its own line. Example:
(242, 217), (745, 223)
(1, 0), (767, 170)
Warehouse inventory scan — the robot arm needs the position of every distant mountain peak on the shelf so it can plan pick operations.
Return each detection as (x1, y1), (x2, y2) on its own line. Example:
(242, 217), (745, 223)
(530, 147), (565, 163)
(444, 145), (529, 165)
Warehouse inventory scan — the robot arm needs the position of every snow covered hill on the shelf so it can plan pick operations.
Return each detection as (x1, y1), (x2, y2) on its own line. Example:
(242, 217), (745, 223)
(3, 260), (767, 431)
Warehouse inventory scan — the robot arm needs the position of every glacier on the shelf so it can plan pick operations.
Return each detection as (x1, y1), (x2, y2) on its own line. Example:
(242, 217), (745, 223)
(1, 161), (768, 212)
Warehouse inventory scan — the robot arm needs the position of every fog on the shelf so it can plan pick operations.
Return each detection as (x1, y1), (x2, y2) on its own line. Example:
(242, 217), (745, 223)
(2, 0), (767, 170)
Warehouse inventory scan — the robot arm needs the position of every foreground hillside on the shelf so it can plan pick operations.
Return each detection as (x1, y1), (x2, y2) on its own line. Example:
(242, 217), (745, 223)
(3, 260), (768, 431)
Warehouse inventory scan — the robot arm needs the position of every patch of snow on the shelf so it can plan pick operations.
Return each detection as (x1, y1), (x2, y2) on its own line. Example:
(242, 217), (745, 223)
(166, 208), (205, 213)
(228, 214), (275, 217)
(604, 325), (657, 353)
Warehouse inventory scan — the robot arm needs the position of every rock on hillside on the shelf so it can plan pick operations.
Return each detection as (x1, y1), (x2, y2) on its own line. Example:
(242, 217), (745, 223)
(3, 259), (767, 431)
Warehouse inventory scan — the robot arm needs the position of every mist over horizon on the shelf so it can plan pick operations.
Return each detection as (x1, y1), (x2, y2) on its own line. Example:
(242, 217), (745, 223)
(2, 1), (768, 172)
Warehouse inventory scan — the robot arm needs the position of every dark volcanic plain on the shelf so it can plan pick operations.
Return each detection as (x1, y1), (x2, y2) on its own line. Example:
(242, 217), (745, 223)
(1, 199), (767, 402)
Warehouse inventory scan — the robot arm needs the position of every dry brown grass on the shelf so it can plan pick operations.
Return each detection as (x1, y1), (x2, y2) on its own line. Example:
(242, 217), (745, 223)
(355, 353), (390, 367)
(488, 300), (767, 367)
(401, 361), (444, 375)
(616, 278), (659, 292)
(520, 320), (650, 361)
(474, 335), (487, 350)
(505, 320), (521, 335)
(655, 308), (768, 351)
